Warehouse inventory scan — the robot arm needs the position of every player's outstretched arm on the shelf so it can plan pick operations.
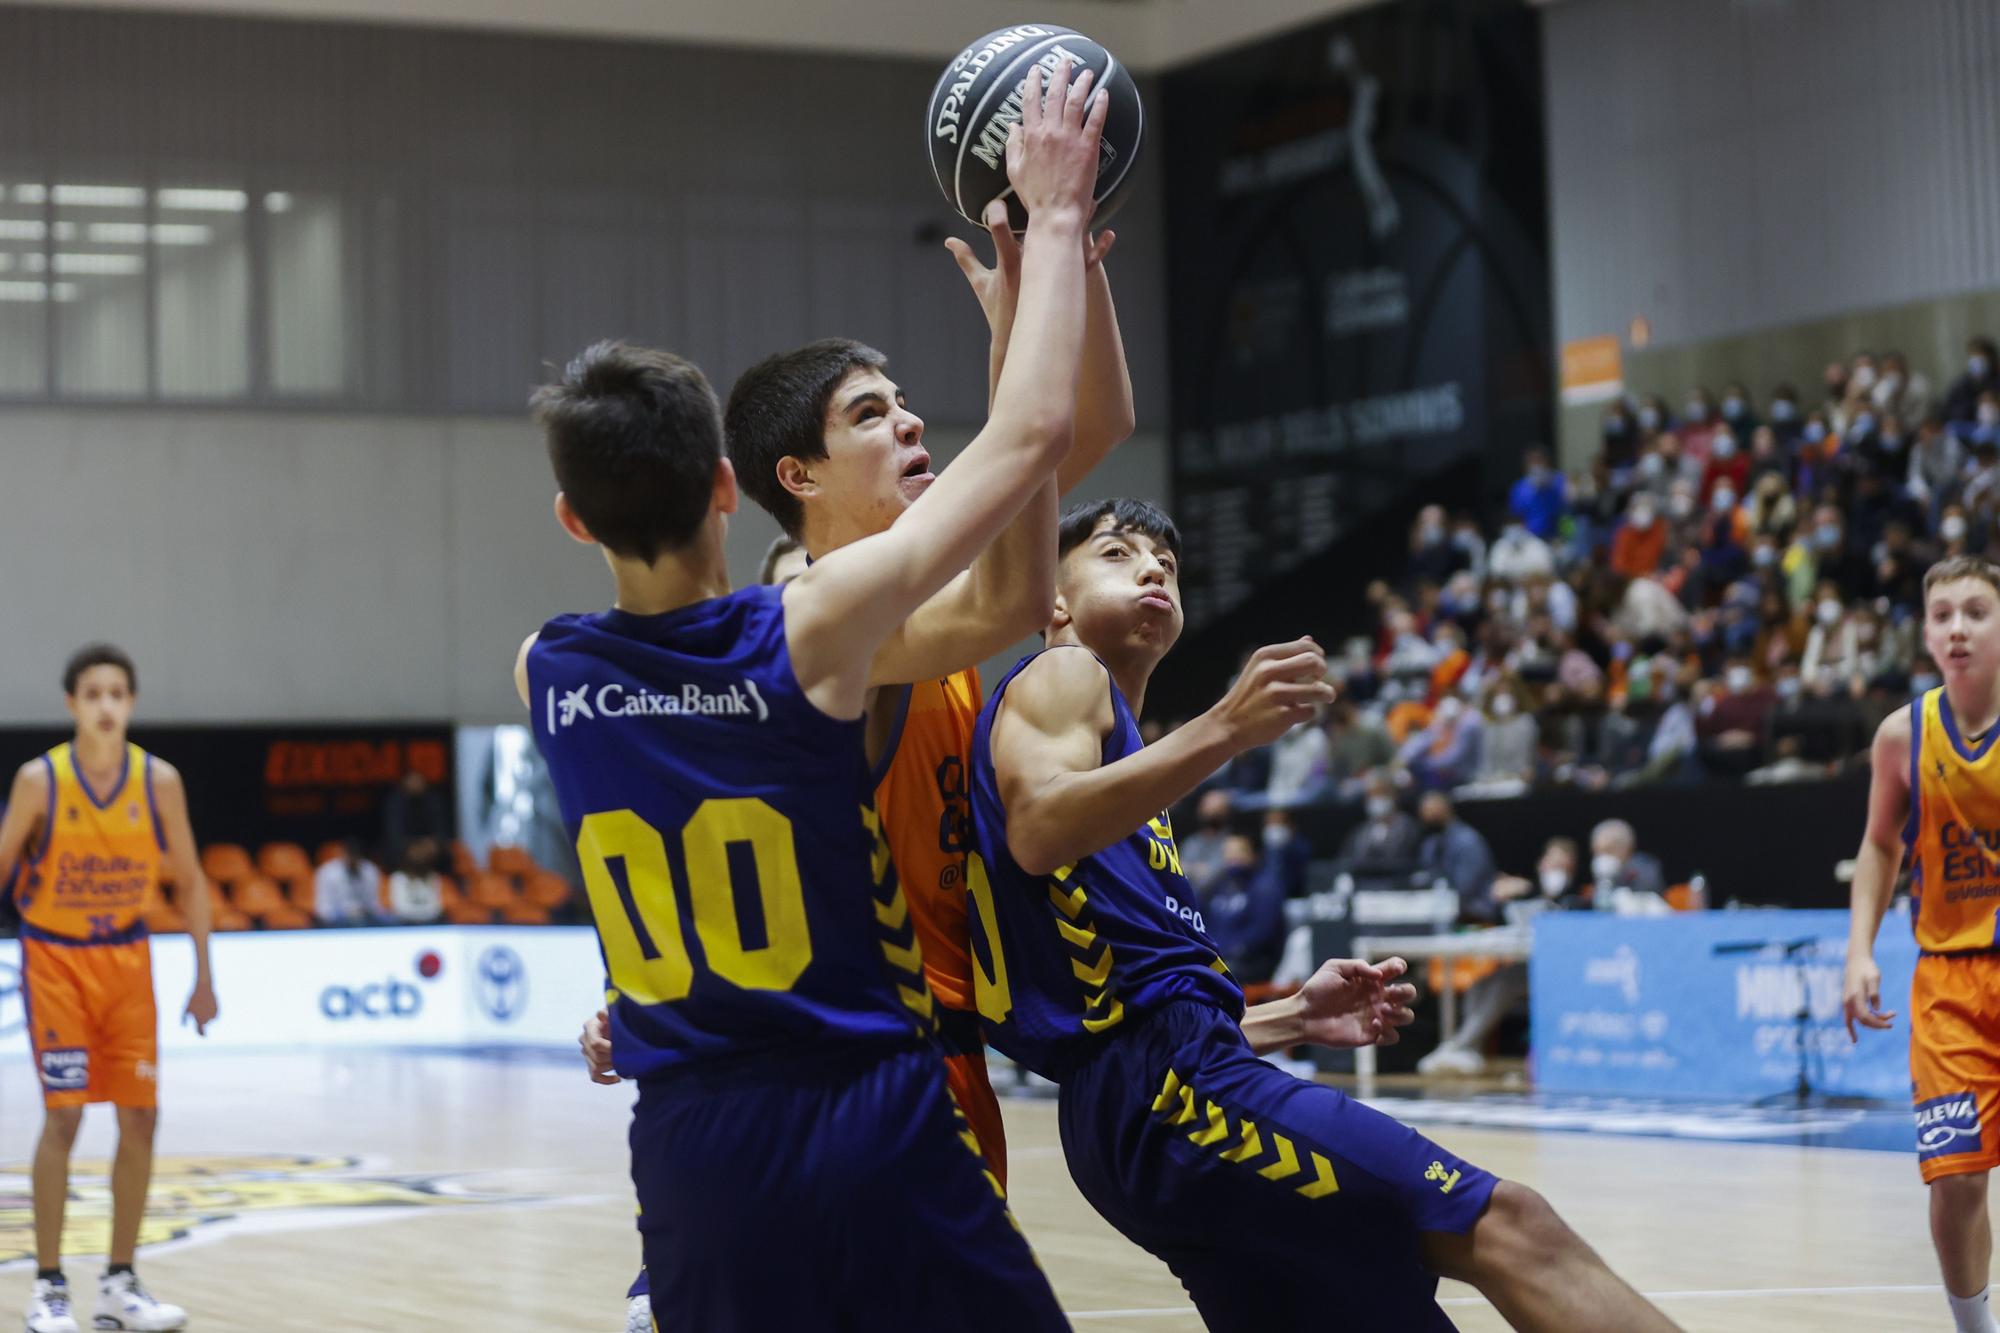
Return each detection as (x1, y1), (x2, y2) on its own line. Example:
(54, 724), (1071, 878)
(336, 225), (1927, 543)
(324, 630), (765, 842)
(994, 641), (1334, 876)
(946, 203), (1134, 493)
(788, 61), (1103, 718)
(1844, 706), (1911, 1041)
(154, 760), (218, 1036)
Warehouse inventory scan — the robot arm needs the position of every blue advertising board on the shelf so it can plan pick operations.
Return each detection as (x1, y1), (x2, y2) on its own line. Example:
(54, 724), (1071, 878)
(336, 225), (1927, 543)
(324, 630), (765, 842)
(1530, 908), (1917, 1100)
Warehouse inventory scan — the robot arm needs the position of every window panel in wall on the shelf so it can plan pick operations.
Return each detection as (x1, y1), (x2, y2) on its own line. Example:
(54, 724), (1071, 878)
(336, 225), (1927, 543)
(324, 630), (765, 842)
(52, 180), (147, 398)
(0, 180), (49, 393)
(155, 182), (250, 398)
(265, 189), (352, 396)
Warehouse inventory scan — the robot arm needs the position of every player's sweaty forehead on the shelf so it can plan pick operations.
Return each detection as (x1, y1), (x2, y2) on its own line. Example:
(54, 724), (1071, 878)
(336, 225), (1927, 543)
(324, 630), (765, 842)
(1927, 578), (2000, 615)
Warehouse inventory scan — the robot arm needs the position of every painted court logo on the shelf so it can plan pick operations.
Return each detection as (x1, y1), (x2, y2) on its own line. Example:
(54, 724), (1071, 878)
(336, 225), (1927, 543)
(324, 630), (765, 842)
(547, 680), (769, 730)
(0, 1155), (557, 1269)
(1915, 1092), (1983, 1159)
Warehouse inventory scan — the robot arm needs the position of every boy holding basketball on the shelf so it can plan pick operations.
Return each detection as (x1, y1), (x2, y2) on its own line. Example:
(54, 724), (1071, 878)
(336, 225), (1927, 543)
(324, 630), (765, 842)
(966, 496), (1679, 1332)
(521, 59), (1102, 1331)
(1846, 554), (2000, 1333)
(0, 645), (219, 1333)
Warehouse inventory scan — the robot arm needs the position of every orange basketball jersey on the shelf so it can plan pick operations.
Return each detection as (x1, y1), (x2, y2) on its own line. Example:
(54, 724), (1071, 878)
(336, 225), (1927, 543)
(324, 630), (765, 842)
(16, 742), (165, 942)
(1907, 688), (2000, 954)
(872, 667), (981, 1011)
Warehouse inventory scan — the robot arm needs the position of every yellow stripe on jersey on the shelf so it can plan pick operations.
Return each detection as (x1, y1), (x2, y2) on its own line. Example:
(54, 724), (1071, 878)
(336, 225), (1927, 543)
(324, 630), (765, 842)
(1908, 688), (2000, 953)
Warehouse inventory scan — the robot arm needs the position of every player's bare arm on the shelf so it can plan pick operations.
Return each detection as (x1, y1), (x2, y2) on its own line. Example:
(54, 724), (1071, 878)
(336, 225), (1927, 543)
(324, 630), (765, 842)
(946, 197), (1133, 492)
(0, 759), (50, 889)
(993, 640), (1333, 876)
(786, 61), (1102, 720)
(152, 759), (218, 1035)
(1844, 706), (1910, 1041)
(513, 632), (539, 709)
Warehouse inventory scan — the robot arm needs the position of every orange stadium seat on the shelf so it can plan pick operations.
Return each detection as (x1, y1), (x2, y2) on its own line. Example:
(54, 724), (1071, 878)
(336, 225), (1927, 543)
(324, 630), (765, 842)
(467, 872), (517, 913)
(450, 841), (481, 880)
(488, 845), (537, 879)
(207, 883), (252, 932)
(258, 841), (313, 885)
(201, 844), (254, 889)
(500, 899), (550, 926)
(232, 875), (311, 930)
(315, 840), (345, 866)
(442, 874), (491, 926)
(146, 882), (188, 935)
(523, 872), (571, 912)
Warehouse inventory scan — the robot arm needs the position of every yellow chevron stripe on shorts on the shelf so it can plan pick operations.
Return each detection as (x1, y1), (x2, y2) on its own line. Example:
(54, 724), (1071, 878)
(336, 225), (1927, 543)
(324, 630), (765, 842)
(1149, 1067), (1340, 1199)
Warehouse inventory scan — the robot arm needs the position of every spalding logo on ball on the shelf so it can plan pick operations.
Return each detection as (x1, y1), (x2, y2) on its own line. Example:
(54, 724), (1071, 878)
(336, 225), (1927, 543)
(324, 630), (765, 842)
(927, 24), (1144, 230)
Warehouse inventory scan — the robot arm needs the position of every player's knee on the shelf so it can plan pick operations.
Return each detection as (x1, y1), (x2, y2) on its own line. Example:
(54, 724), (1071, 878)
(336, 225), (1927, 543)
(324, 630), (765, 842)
(40, 1106), (84, 1148)
(116, 1105), (159, 1141)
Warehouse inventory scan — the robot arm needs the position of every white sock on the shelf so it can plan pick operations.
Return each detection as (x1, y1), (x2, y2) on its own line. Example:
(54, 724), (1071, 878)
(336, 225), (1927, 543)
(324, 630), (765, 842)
(1948, 1285), (2000, 1333)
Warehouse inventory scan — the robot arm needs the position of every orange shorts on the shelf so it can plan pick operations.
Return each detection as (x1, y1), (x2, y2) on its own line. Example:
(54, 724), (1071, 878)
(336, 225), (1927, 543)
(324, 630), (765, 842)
(21, 936), (158, 1109)
(938, 1005), (1007, 1188)
(1911, 953), (2000, 1182)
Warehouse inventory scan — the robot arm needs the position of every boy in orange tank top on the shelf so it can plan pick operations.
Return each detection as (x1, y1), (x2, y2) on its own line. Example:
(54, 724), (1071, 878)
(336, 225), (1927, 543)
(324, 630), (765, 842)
(0, 645), (218, 1333)
(1847, 556), (2000, 1333)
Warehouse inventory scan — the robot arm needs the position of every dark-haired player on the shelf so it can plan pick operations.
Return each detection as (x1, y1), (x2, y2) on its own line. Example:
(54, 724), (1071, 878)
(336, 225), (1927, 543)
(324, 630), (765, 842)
(517, 60), (1103, 1331)
(1846, 555), (2000, 1333)
(0, 644), (219, 1333)
(966, 497), (1680, 1332)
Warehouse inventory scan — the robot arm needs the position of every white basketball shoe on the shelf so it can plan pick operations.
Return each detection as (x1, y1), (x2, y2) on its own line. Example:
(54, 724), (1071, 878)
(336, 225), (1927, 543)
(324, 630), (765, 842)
(623, 1293), (652, 1333)
(25, 1278), (80, 1333)
(91, 1273), (184, 1332)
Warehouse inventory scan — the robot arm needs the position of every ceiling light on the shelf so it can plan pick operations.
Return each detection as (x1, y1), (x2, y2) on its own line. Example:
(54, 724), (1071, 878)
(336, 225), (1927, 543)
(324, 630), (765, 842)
(157, 188), (247, 212)
(264, 192), (294, 214)
(53, 253), (144, 275)
(150, 223), (213, 244)
(0, 220), (44, 241)
(52, 185), (146, 208)
(0, 280), (47, 301)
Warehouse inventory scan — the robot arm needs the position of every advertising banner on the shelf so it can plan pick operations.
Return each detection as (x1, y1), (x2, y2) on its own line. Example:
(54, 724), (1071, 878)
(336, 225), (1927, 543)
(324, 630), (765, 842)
(1530, 909), (1918, 1100)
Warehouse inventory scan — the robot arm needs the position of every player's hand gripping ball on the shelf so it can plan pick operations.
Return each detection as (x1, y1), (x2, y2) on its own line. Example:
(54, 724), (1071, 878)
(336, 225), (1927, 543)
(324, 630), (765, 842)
(927, 24), (1144, 231)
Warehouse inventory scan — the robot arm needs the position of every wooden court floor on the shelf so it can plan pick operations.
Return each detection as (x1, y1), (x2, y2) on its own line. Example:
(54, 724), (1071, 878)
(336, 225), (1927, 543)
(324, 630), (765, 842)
(0, 1049), (1968, 1330)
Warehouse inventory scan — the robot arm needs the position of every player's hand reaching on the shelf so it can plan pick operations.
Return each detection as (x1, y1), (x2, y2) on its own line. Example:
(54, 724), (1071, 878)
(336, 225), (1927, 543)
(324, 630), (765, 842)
(1206, 638), (1337, 753)
(183, 978), (218, 1037)
(1842, 951), (1895, 1041)
(946, 204), (1117, 338)
(1292, 957), (1418, 1049)
(581, 1008), (622, 1085)
(1004, 58), (1110, 225)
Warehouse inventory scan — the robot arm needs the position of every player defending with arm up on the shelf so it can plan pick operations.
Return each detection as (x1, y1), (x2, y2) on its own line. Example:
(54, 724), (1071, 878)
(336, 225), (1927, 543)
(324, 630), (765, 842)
(1846, 555), (2000, 1333)
(966, 498), (1678, 1333)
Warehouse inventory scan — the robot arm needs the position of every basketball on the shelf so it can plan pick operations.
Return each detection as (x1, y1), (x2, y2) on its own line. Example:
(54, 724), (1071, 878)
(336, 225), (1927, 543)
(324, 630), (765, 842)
(925, 24), (1144, 231)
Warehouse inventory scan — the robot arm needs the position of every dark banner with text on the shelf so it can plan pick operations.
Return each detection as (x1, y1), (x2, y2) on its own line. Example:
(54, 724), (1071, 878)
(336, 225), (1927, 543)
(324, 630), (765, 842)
(0, 724), (454, 854)
(1162, 0), (1551, 634)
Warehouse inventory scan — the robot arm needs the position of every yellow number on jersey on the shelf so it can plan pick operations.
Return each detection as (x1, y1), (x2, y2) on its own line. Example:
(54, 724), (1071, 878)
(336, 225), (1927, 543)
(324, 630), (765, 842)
(967, 852), (1013, 1025)
(578, 800), (813, 1004)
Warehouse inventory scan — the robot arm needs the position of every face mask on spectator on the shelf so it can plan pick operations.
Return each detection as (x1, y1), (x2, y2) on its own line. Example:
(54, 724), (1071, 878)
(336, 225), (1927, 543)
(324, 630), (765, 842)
(1980, 404), (2000, 428)
(1669, 493), (1694, 520)
(1726, 665), (1754, 691)
(1777, 675), (1802, 700)
(1491, 694), (1518, 718)
(1817, 599), (1842, 626)
(1631, 505), (1657, 529)
(1711, 487), (1737, 513)
(1591, 852), (1622, 882)
(1420, 521), (1444, 545)
(1640, 453), (1665, 480)
(1804, 421), (1827, 443)
(1881, 431), (1904, 452)
(1945, 515), (1970, 542)
(1815, 523), (1842, 551)
(1713, 434), (1737, 459)
(1540, 868), (1570, 896)
(1849, 412), (1876, 440)
(1262, 824), (1292, 850)
(1852, 364), (1878, 392)
(1366, 795), (1395, 820)
(1770, 399), (1796, 422)
(1605, 414), (1630, 437)
(1684, 399), (1708, 423)
(1973, 355), (1992, 379)
(1638, 407), (1662, 431)
(1722, 396), (1746, 420)
(1753, 545), (1777, 568)
(1913, 671), (1942, 694)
